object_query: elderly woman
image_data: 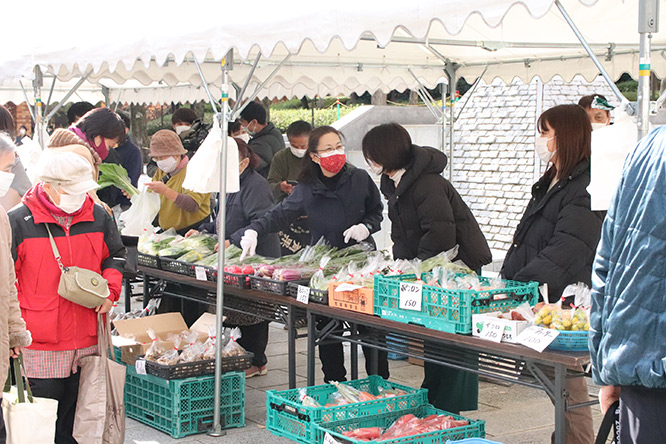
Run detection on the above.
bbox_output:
[9,151,125,444]
[0,133,31,443]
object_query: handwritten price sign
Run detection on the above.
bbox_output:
[296,285,310,304]
[479,319,504,343]
[399,282,422,311]
[516,326,560,352]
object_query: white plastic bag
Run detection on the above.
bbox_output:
[2,387,58,444]
[183,116,239,194]
[119,190,161,236]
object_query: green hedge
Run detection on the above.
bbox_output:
[270,106,359,132]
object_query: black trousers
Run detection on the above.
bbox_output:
[317,317,389,383]
[0,406,5,444]
[29,371,81,444]
[619,385,666,444]
[236,321,270,367]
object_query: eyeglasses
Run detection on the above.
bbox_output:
[315,144,343,155]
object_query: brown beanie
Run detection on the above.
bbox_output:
[149,130,187,157]
[48,128,102,166]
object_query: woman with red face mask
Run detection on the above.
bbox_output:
[232,126,387,382]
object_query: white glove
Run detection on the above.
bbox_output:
[239,229,258,261]
[343,223,370,244]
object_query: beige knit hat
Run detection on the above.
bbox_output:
[48,128,102,166]
[149,130,187,157]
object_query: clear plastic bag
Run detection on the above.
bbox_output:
[119,189,161,237]
[144,328,164,361]
[309,255,332,290]
[298,388,321,407]
[157,335,180,366]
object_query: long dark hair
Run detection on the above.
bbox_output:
[362,123,413,172]
[235,138,260,170]
[75,108,126,144]
[297,126,345,183]
[0,105,15,139]
[537,104,591,180]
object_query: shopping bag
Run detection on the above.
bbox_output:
[183,115,240,194]
[72,314,126,444]
[119,189,161,236]
[2,356,58,444]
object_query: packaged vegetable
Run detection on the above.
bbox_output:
[144,328,164,361]
[298,388,321,408]
[157,335,181,366]
[309,255,332,290]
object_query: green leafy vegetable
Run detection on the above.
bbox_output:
[98,163,139,197]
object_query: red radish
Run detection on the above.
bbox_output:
[241,265,255,275]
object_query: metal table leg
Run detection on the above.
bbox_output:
[142,274,149,309]
[124,278,132,312]
[350,323,358,380]
[287,306,296,389]
[553,364,567,444]
[307,310,316,386]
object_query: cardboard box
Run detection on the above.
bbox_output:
[113,312,215,365]
[472,312,530,344]
[328,282,374,315]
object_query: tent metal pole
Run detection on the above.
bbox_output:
[45,71,92,121]
[231,52,262,117]
[32,66,44,149]
[455,66,488,122]
[638,32,652,140]
[209,51,233,438]
[445,63,457,183]
[440,83,446,153]
[408,68,441,119]
[45,77,56,111]
[193,56,220,115]
[232,54,291,121]
[554,0,629,109]
[18,81,36,123]
[534,78,544,183]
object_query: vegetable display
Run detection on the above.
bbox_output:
[341,412,470,441]
[97,163,139,197]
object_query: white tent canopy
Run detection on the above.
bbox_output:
[2,0,664,92]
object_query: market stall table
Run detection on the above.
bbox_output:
[138,265,306,388]
[305,303,592,444]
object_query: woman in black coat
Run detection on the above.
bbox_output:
[188,139,279,378]
[362,123,491,414]
[235,126,388,383]
[501,104,603,444]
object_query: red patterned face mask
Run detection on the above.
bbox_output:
[318,149,346,174]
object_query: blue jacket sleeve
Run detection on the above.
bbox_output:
[228,183,305,246]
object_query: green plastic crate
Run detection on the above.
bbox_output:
[314,404,485,444]
[266,375,428,444]
[374,273,539,335]
[113,346,123,364]
[125,365,245,438]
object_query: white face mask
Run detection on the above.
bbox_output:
[366,162,383,176]
[0,171,15,198]
[591,122,608,131]
[289,145,307,158]
[57,192,87,214]
[175,125,191,136]
[238,133,250,143]
[535,136,555,163]
[19,128,26,136]
[156,156,179,173]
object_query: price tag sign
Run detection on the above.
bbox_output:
[296,285,310,305]
[516,325,560,352]
[194,266,207,281]
[399,282,422,311]
[480,319,504,343]
[135,359,147,375]
[323,432,341,444]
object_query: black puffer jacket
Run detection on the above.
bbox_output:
[501,160,604,302]
[381,145,491,270]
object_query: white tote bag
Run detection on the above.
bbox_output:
[183,115,240,194]
[2,357,58,444]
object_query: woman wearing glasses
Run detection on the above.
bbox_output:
[235,125,387,383]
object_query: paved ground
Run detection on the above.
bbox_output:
[124,321,605,444]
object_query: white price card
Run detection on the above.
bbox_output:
[323,432,342,444]
[296,285,310,304]
[399,281,422,311]
[516,325,560,352]
[135,359,147,375]
[480,319,504,343]
[194,266,207,281]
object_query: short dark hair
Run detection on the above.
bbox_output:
[75,108,126,144]
[117,110,130,130]
[298,126,345,183]
[0,105,15,139]
[362,123,413,173]
[537,104,591,181]
[578,94,608,110]
[287,120,312,138]
[67,102,95,125]
[235,138,260,169]
[172,108,198,125]
[228,120,242,136]
[239,101,267,125]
